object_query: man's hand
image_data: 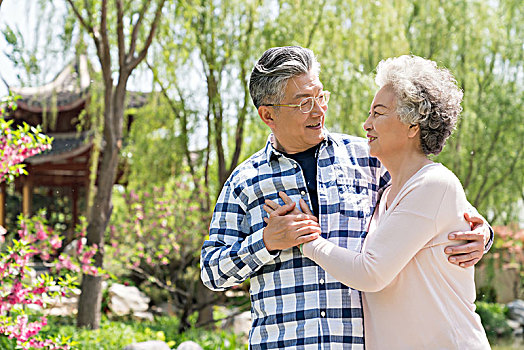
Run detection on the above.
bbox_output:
[262,192,320,251]
[445,212,489,268]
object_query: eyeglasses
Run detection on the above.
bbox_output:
[263,91,331,113]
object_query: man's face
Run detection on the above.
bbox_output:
[261,70,328,154]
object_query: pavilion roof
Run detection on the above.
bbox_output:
[26,132,92,165]
[10,55,90,113]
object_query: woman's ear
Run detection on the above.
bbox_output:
[408,124,420,138]
[259,106,276,128]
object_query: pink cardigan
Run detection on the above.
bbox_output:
[303,163,490,349]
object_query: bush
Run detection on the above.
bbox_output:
[13,315,248,350]
[106,181,219,331]
[475,301,513,340]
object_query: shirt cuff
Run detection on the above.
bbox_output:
[252,229,280,261]
[484,225,494,253]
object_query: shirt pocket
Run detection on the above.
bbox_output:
[336,175,372,222]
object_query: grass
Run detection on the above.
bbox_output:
[0,315,248,350]
[1,314,522,349]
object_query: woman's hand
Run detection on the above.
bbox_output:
[262,192,321,251]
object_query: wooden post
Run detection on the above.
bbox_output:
[72,185,79,238]
[0,182,6,227]
[22,177,33,217]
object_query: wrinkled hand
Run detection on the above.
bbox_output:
[262,192,320,251]
[445,212,489,268]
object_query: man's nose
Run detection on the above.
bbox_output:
[311,98,327,116]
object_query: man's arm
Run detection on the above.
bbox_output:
[374,161,492,269]
[200,182,278,291]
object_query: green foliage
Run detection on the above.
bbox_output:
[475,301,513,340]
[106,179,212,330]
[29,316,248,350]
[476,223,524,303]
[0,94,53,184]
[2,1,522,223]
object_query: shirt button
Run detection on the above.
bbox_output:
[319,279,325,285]
[300,191,306,196]
[321,311,326,317]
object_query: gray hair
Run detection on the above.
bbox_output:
[249,46,320,109]
[375,55,463,155]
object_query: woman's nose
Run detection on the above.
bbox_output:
[363,115,372,131]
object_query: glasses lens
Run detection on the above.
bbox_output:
[300,98,314,113]
[299,92,330,113]
[322,91,330,104]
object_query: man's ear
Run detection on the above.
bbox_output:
[258,106,276,128]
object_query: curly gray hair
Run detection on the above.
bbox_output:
[375,55,463,155]
[249,46,320,109]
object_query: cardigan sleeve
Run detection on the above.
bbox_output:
[303,170,454,292]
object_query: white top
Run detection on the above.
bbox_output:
[303,163,490,349]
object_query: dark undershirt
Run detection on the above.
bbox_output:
[282,144,320,217]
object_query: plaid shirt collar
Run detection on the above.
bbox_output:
[264,128,340,163]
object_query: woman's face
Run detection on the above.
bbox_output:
[363,86,413,160]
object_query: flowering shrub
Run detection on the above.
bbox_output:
[0,94,99,349]
[107,181,214,330]
[491,223,524,268]
[476,223,524,302]
[0,94,52,183]
[0,214,102,349]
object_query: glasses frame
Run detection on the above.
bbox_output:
[263,91,331,114]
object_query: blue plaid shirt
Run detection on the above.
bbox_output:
[201,131,390,349]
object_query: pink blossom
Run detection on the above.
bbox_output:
[36,227,48,240]
[49,234,62,249]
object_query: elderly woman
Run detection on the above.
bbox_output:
[266,55,490,349]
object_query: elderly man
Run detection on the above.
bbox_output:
[201,46,490,349]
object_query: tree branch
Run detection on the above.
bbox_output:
[83,0,93,25]
[130,265,190,298]
[65,0,95,35]
[128,0,166,71]
[116,0,126,69]
[145,61,198,183]
[128,0,149,58]
[227,6,256,176]
[475,147,523,207]
[306,0,326,48]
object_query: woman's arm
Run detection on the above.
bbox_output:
[302,174,457,292]
[302,208,437,292]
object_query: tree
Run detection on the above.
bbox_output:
[63,0,167,329]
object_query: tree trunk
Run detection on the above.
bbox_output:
[77,274,103,328]
[196,282,215,326]
[76,135,119,328]
[77,91,122,328]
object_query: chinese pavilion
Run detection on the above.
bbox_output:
[0,55,146,235]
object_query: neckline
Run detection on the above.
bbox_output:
[383,162,440,212]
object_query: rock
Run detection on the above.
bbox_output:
[63,238,87,256]
[42,287,81,316]
[123,340,171,350]
[154,302,178,316]
[218,307,251,344]
[176,341,203,350]
[132,310,154,321]
[507,299,524,324]
[506,319,523,336]
[229,311,251,336]
[108,283,150,317]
